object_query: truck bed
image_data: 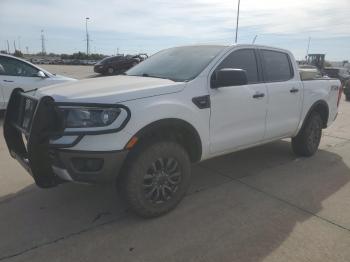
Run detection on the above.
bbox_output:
[301,78,341,127]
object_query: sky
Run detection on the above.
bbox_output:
[0,0,349,61]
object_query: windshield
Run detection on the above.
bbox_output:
[126,46,226,82]
[98,56,122,64]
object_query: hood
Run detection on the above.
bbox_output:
[50,74,77,81]
[37,66,76,81]
[36,75,185,103]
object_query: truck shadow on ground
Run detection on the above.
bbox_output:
[0,140,349,261]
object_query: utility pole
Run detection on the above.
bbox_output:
[6,40,10,53]
[235,0,241,44]
[26,46,29,54]
[305,36,311,61]
[85,17,90,55]
[13,40,16,51]
[41,30,46,54]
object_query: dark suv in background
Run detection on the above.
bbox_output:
[94,54,148,75]
[324,67,350,84]
[344,79,350,101]
[323,67,350,101]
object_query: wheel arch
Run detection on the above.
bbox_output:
[301,100,329,130]
[127,118,203,163]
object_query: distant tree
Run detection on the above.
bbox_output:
[60,52,106,60]
[74,52,87,60]
[13,50,24,58]
[0,50,8,54]
[60,54,69,59]
[89,53,106,60]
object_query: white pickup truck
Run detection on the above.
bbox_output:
[3,45,342,217]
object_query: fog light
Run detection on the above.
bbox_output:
[71,158,104,172]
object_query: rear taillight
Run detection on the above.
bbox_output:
[337,85,343,107]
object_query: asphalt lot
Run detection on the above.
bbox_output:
[1,69,350,261]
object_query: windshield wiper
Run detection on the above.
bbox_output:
[126,72,179,82]
[141,73,178,82]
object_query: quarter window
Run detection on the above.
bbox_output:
[261,50,293,82]
[216,49,259,84]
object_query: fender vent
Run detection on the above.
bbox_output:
[192,95,210,109]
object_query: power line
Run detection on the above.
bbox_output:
[18,36,21,51]
[252,35,258,44]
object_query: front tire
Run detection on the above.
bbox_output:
[119,140,191,218]
[107,67,114,75]
[292,112,323,157]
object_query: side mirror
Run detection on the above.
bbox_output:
[212,68,248,88]
[37,71,46,78]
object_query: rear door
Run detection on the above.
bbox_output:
[209,48,268,154]
[260,49,303,139]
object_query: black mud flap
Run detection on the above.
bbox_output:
[4,89,64,188]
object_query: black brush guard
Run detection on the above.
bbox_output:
[3,88,64,188]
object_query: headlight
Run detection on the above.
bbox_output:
[60,107,121,128]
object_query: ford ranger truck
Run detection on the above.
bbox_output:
[3,45,342,217]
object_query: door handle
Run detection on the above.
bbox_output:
[290,88,299,93]
[252,93,265,99]
[3,80,14,83]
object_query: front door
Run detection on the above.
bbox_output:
[209,48,268,155]
[0,56,42,108]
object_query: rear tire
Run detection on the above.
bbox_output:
[119,140,191,218]
[292,112,323,157]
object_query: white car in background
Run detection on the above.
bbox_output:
[0,54,76,110]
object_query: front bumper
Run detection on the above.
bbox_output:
[3,89,130,188]
[49,149,127,183]
[93,65,105,73]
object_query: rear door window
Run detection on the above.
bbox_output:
[261,50,293,82]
